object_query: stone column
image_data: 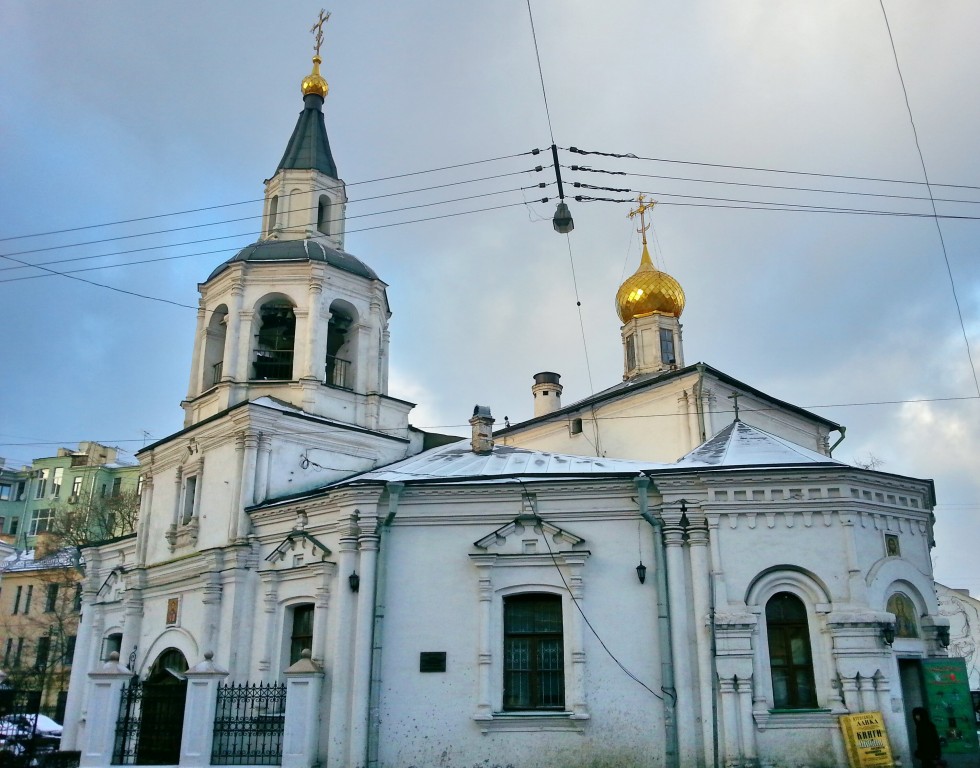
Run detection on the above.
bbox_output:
[237,432,259,541]
[283,651,325,768]
[80,653,133,767]
[120,583,144,671]
[470,556,494,720]
[326,520,359,768]
[737,675,757,765]
[719,676,740,768]
[664,517,700,767]
[688,514,716,765]
[564,552,589,719]
[258,571,279,672]
[61,578,102,750]
[136,473,153,566]
[234,308,254,384]
[229,432,246,541]
[201,569,223,660]
[255,434,273,505]
[313,564,332,666]
[179,652,229,767]
[186,302,207,399]
[857,674,876,713]
[303,278,324,380]
[349,518,379,768]
[840,676,860,712]
[224,279,245,381]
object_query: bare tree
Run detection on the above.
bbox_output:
[49,489,140,549]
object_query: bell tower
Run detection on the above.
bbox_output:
[615,196,686,380]
[180,16,412,437]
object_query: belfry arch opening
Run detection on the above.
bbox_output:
[317,195,331,236]
[267,195,279,237]
[253,299,296,380]
[202,305,228,389]
[325,300,357,390]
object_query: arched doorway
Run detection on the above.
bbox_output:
[135,648,188,764]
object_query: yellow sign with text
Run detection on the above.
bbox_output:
[839,712,894,768]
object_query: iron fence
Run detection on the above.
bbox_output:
[112,680,186,765]
[210,682,286,766]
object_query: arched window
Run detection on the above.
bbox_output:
[202,306,228,389]
[503,593,564,711]
[267,195,279,236]
[325,301,355,389]
[288,603,314,665]
[766,592,817,709]
[317,195,331,236]
[253,301,296,380]
[886,592,919,638]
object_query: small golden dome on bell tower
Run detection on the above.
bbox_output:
[615,196,685,323]
[301,56,329,98]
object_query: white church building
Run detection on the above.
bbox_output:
[62,33,955,768]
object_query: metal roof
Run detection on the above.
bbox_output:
[207,238,380,282]
[276,93,338,177]
[675,419,844,468]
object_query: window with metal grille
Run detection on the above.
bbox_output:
[503,593,564,711]
[289,604,314,665]
[766,592,817,709]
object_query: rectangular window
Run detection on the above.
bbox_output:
[100,483,107,498]
[102,633,122,662]
[35,469,49,499]
[71,476,83,498]
[23,585,32,615]
[9,518,18,536]
[181,476,198,525]
[45,584,58,613]
[15,482,26,501]
[3,639,11,667]
[136,475,145,498]
[35,636,50,670]
[0,484,10,501]
[659,327,676,365]
[14,638,23,667]
[52,468,63,498]
[289,604,315,665]
[29,508,54,535]
[111,477,122,498]
[0,518,5,533]
[625,334,636,372]
[65,635,76,665]
[12,586,22,614]
[73,584,82,612]
[503,593,565,711]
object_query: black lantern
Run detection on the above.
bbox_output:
[636,562,647,584]
[552,202,574,234]
[349,571,360,592]
[880,623,896,646]
[936,625,950,648]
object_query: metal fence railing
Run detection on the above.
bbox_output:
[210,682,286,766]
[112,680,186,765]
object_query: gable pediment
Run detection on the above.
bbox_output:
[265,531,332,568]
[473,514,585,556]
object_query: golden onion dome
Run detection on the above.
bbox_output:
[616,241,685,323]
[301,55,329,98]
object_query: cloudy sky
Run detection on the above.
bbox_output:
[3,2,979,589]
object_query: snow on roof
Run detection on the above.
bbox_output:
[342,440,666,484]
[675,420,844,468]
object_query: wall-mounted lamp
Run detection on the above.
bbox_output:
[880,623,896,646]
[936,625,950,648]
[349,571,360,593]
[635,562,647,584]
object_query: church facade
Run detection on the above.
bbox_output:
[62,33,954,768]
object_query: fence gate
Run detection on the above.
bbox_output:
[112,679,188,765]
[210,682,286,765]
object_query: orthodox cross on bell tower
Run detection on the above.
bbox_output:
[628,194,657,247]
[310,9,331,56]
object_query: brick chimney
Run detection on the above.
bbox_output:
[469,405,495,454]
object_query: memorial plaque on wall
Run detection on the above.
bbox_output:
[419,652,446,672]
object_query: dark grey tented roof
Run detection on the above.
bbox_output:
[276,93,338,177]
[207,239,379,281]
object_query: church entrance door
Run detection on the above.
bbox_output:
[135,649,189,765]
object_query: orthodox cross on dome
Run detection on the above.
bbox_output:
[310,9,331,57]
[728,391,741,421]
[628,194,656,246]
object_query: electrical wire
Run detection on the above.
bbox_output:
[564,146,980,191]
[878,0,980,398]
[0,151,541,244]
[525,0,556,145]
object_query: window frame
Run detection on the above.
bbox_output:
[29,508,55,536]
[765,592,818,710]
[502,593,565,711]
[288,603,315,666]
